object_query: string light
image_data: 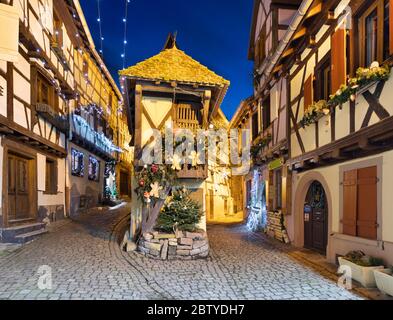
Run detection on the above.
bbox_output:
[96,0,104,58]
[122,0,130,69]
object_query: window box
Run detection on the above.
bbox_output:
[374,269,393,296]
[36,103,68,133]
[338,257,384,288]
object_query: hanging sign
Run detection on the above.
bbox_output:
[268,158,283,171]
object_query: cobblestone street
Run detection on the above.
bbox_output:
[0,204,362,300]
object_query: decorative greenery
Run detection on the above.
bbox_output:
[155,188,203,233]
[300,63,391,127]
[300,100,330,128]
[104,161,118,201]
[250,134,272,160]
[134,164,177,203]
[344,250,384,267]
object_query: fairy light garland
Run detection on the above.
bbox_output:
[121,0,130,69]
[96,0,104,57]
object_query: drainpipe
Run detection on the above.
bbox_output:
[256,0,314,87]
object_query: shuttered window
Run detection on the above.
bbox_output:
[342,166,378,240]
[303,75,313,111]
[331,28,347,94]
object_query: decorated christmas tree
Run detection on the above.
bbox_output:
[155,188,203,233]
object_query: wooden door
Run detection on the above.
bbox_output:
[120,171,130,196]
[8,154,31,223]
[304,181,328,254]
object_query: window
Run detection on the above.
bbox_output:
[83,59,89,78]
[315,54,332,101]
[53,10,63,48]
[342,166,378,240]
[37,73,57,109]
[71,148,84,177]
[45,158,57,194]
[262,96,271,130]
[88,156,100,181]
[358,0,390,67]
[252,112,259,141]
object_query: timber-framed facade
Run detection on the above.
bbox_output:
[241,0,393,265]
[0,0,132,243]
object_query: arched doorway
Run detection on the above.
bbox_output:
[303,181,328,254]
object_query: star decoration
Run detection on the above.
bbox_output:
[171,154,182,171]
[150,181,163,198]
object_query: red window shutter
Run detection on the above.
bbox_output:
[342,169,357,236]
[303,75,313,111]
[331,28,346,94]
[356,166,378,240]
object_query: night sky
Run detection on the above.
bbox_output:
[80,0,254,120]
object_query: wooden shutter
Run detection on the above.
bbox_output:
[342,169,357,236]
[304,75,313,111]
[331,28,346,94]
[390,0,393,55]
[268,170,274,210]
[357,166,378,240]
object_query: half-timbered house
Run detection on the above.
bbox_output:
[238,0,299,238]
[120,36,230,230]
[0,0,131,243]
[250,0,393,265]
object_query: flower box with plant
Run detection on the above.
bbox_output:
[300,63,391,128]
[300,100,330,128]
[250,134,272,161]
[338,251,385,288]
[374,267,393,296]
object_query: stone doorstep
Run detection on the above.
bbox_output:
[287,249,393,301]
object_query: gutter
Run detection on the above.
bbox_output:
[256,0,314,89]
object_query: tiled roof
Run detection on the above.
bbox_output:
[119,46,230,87]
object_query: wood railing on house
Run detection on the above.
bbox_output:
[174,103,203,133]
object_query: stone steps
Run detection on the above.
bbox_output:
[1,222,47,244]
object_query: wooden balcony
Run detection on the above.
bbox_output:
[174,103,203,133]
[176,163,208,179]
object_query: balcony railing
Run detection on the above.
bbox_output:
[174,104,203,133]
[35,103,68,133]
[71,113,121,160]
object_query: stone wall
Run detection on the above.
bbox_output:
[138,230,209,260]
[266,210,290,243]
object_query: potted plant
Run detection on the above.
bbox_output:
[338,251,385,288]
[374,267,393,296]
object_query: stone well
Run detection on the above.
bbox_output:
[138,230,209,260]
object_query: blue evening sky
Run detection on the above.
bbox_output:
[80,0,254,120]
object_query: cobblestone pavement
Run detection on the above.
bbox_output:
[0,204,363,300]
